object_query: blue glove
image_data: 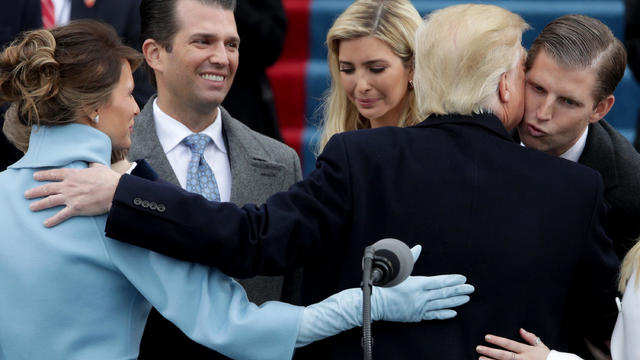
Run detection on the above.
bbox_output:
[295,245,474,347]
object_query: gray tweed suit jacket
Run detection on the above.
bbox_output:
[579,120,640,257]
[128,96,302,303]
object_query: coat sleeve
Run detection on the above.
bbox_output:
[98,228,302,360]
[105,134,352,278]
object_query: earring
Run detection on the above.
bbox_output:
[92,114,100,124]
[408,80,414,89]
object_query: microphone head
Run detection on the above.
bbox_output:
[371,238,414,287]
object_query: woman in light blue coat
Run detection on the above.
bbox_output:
[0,20,473,360]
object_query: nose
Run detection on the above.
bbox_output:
[536,96,553,121]
[208,42,230,66]
[133,99,140,116]
[355,73,371,94]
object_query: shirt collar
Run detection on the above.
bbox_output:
[559,126,589,163]
[153,99,227,154]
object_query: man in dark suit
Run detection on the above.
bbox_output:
[517,15,640,260]
[24,4,620,359]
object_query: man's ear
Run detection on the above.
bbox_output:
[590,94,615,123]
[142,39,162,72]
[498,72,510,103]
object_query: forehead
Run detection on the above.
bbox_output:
[174,0,238,38]
[528,50,596,96]
[118,60,134,87]
[338,36,398,62]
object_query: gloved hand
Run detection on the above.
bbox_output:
[295,245,474,347]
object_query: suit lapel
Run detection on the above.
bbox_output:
[221,108,286,205]
[128,96,180,186]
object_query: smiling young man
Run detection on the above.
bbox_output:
[517,15,640,260]
[121,0,303,358]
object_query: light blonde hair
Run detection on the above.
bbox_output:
[316,0,422,154]
[0,20,143,162]
[619,240,640,293]
[414,4,529,117]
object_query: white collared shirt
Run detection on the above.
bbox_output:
[559,127,589,163]
[153,99,232,201]
[51,0,71,25]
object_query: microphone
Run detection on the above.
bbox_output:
[361,238,413,359]
[366,238,414,287]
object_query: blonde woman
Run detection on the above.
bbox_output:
[317,0,422,153]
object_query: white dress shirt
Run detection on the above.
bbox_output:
[559,127,589,163]
[153,99,232,201]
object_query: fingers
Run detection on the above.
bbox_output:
[43,207,73,228]
[477,344,514,360]
[32,168,70,182]
[24,182,64,200]
[421,294,470,311]
[519,328,542,347]
[419,274,468,290]
[29,193,66,211]
[422,309,456,320]
[484,334,527,353]
[410,245,422,263]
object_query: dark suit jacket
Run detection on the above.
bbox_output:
[105,113,619,359]
[579,120,640,257]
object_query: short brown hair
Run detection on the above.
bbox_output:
[0,20,143,154]
[526,14,627,105]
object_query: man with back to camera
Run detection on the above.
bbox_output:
[24,4,620,358]
[516,15,640,261]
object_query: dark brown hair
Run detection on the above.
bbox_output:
[0,19,143,159]
[526,14,627,105]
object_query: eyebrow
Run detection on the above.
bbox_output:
[189,33,241,44]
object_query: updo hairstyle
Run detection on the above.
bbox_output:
[0,20,143,160]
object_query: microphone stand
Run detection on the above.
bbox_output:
[361,246,375,360]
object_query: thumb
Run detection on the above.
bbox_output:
[410,245,422,264]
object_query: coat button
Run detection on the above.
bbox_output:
[157,204,166,212]
[133,197,142,206]
[149,202,157,210]
[141,200,150,208]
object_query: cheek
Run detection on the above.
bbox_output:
[340,76,357,100]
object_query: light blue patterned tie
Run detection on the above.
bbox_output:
[183,133,221,201]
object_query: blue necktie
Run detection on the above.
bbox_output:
[183,133,221,202]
